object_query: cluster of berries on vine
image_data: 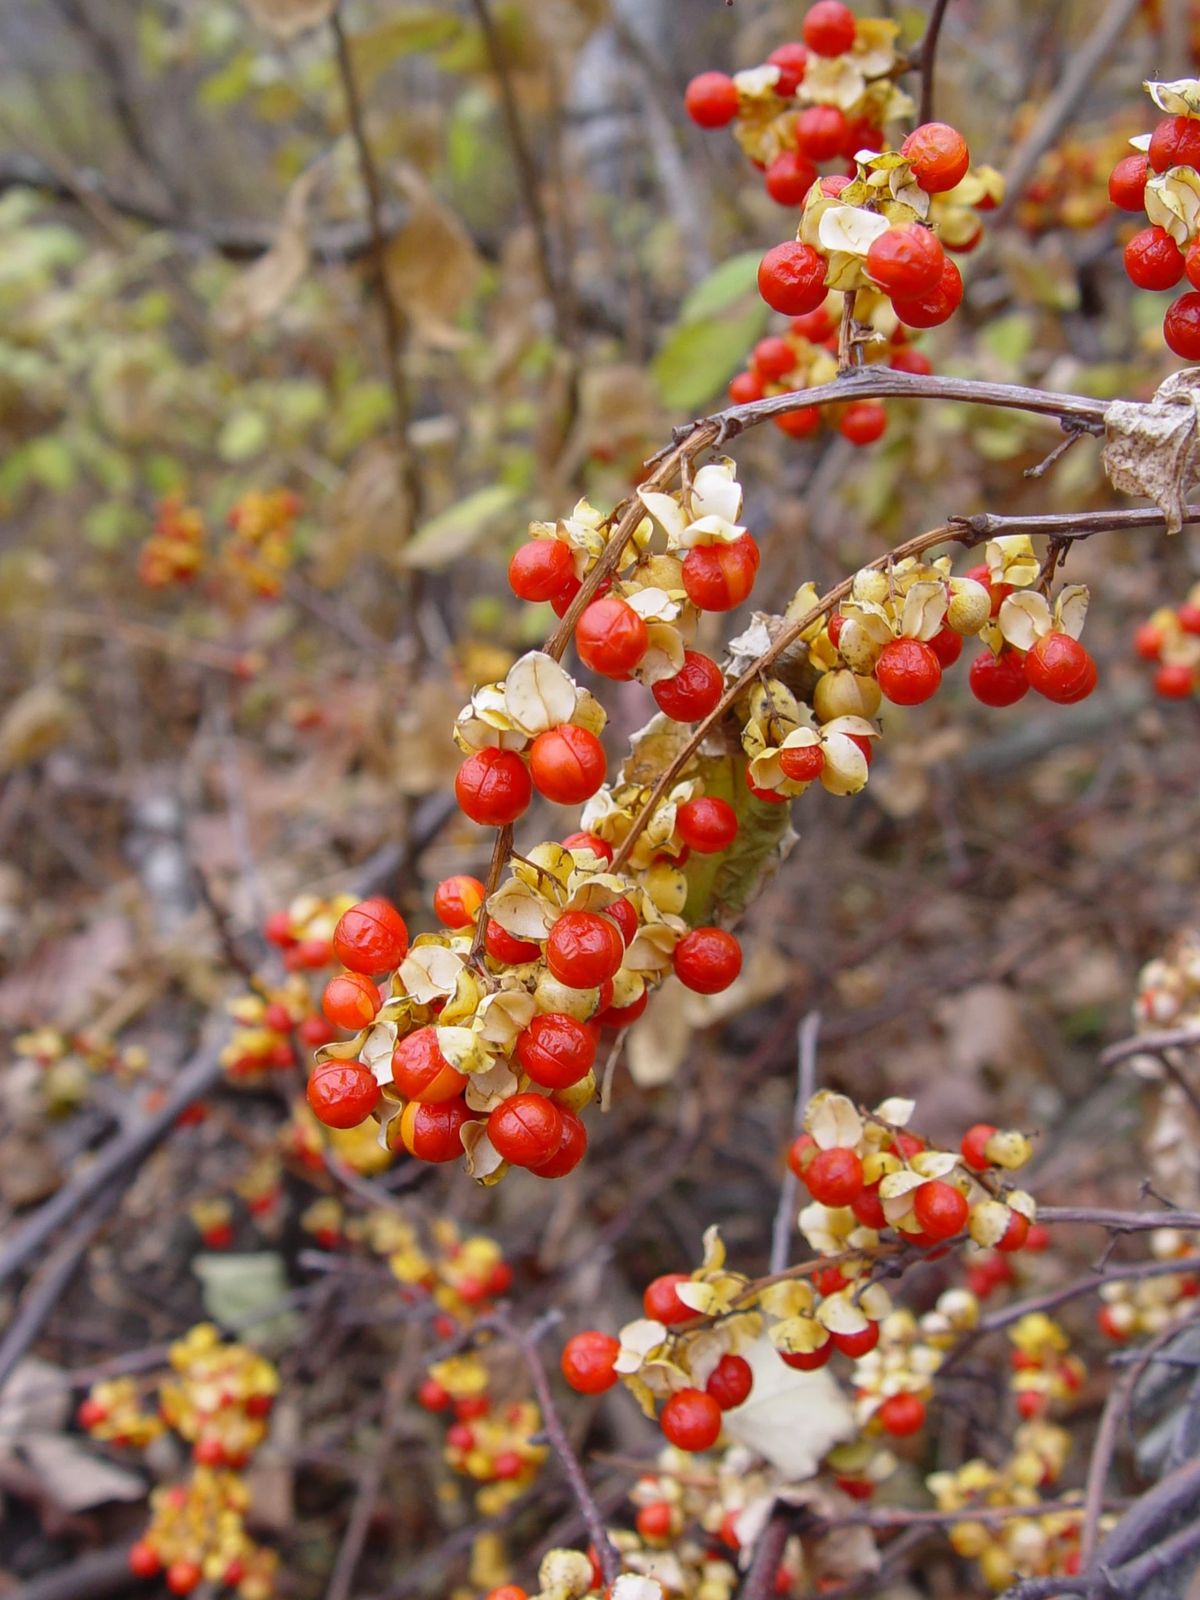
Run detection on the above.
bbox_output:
[138,488,300,601]
[1133,579,1200,698]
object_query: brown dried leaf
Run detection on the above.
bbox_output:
[217,168,320,338]
[0,683,73,772]
[1104,370,1200,534]
[384,172,482,347]
[241,0,334,38]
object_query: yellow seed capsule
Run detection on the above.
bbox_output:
[813,668,882,722]
[985,1129,1033,1170]
[979,1545,1015,1590]
[949,1520,992,1559]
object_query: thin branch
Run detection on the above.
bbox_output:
[1036,1207,1200,1233]
[916,0,953,125]
[738,1507,792,1600]
[1100,1026,1200,1069]
[770,1012,820,1274]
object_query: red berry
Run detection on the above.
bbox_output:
[128,1543,161,1579]
[417,1377,451,1411]
[673,927,742,993]
[532,1109,588,1177]
[1180,601,1200,634]
[392,1027,468,1103]
[562,1329,620,1394]
[644,1272,694,1324]
[321,971,382,1031]
[819,174,851,197]
[604,897,638,945]
[912,1180,969,1240]
[968,649,1030,706]
[551,574,582,617]
[835,1475,874,1500]
[852,1182,886,1229]
[996,1210,1030,1253]
[1155,661,1195,697]
[842,115,884,159]
[796,104,847,161]
[866,223,945,298]
[660,1387,722,1452]
[927,625,963,668]
[803,1,857,56]
[485,918,542,964]
[652,651,724,721]
[729,369,765,404]
[706,1353,754,1410]
[878,1393,926,1436]
[263,910,295,947]
[487,1093,564,1168]
[891,258,963,327]
[889,346,933,377]
[804,1146,864,1206]
[1124,225,1185,291]
[875,637,942,705]
[779,742,825,782]
[433,874,486,928]
[516,1013,597,1089]
[781,1342,831,1369]
[397,1097,471,1162]
[166,1562,202,1596]
[1149,113,1200,173]
[1109,153,1149,211]
[676,795,738,854]
[1025,1223,1051,1252]
[1024,632,1097,704]
[901,122,970,193]
[682,534,760,611]
[576,596,649,678]
[839,400,887,446]
[964,562,1012,617]
[830,1321,879,1358]
[455,747,532,826]
[1186,240,1200,291]
[562,829,614,863]
[306,1062,379,1128]
[332,898,409,974]
[775,405,822,439]
[1164,292,1200,357]
[792,307,834,341]
[1097,1305,1131,1341]
[597,989,649,1029]
[786,1132,815,1178]
[77,1396,108,1430]
[530,724,607,805]
[685,71,740,129]
[636,1502,674,1541]
[766,150,818,206]
[960,1122,997,1170]
[509,539,572,602]
[767,41,809,95]
[746,767,790,803]
[546,910,625,988]
[753,336,798,381]
[758,242,829,315]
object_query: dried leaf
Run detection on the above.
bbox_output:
[0,683,73,771]
[217,168,319,338]
[721,1335,855,1477]
[1104,370,1200,535]
[241,0,335,38]
[384,171,483,346]
[22,1434,144,1511]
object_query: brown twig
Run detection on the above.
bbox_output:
[769,1012,821,1275]
[738,1507,792,1600]
[1100,1026,1200,1069]
[916,0,953,125]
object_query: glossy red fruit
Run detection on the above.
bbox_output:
[1186,240,1200,292]
[878,1393,926,1436]
[1154,661,1195,698]
[753,336,798,380]
[652,651,724,722]
[767,41,809,95]
[1164,292,1200,358]
[851,1182,886,1229]
[509,539,572,602]
[803,0,857,56]
[517,1013,596,1089]
[561,1330,620,1393]
[264,910,295,947]
[128,1543,161,1578]
[333,898,409,974]
[307,1062,379,1128]
[779,742,825,782]
[397,1097,471,1162]
[682,534,760,611]
[433,874,486,928]
[996,1209,1031,1253]
[968,649,1030,706]
[485,918,542,965]
[888,345,933,377]
[960,1122,997,1170]
[891,258,964,327]
[1149,113,1200,173]
[644,1272,694,1324]
[322,971,382,1031]
[928,625,963,667]
[488,1094,564,1168]
[1024,632,1097,703]
[912,1180,970,1240]
[660,1388,723,1452]
[758,241,829,315]
[597,989,649,1029]
[673,927,742,993]
[551,574,582,617]
[842,115,884,159]
[562,829,614,863]
[546,910,625,988]
[417,1377,451,1410]
[1180,601,1200,634]
[676,796,738,854]
[766,149,818,206]
[839,401,887,446]
[866,223,945,298]
[706,1353,754,1410]
[792,306,834,341]
[636,1502,673,1541]
[576,596,649,678]
[1109,153,1150,211]
[964,562,1012,617]
[876,637,942,705]
[901,122,970,192]
[804,1146,864,1206]
[729,369,765,405]
[530,724,607,805]
[781,1342,831,1369]
[166,1562,202,1596]
[392,1027,469,1103]
[455,747,532,826]
[685,71,740,128]
[796,104,847,161]
[532,1108,588,1177]
[1124,225,1185,290]
[775,405,822,439]
[830,1321,879,1358]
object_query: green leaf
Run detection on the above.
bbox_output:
[402,484,521,570]
[218,409,270,463]
[652,302,768,411]
[84,501,140,549]
[980,313,1034,369]
[678,252,763,324]
[26,435,76,492]
[193,1252,297,1348]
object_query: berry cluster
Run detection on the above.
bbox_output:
[79,1324,278,1597]
[264,893,357,971]
[1007,1313,1086,1420]
[11,1024,146,1115]
[1096,1227,1200,1339]
[727,298,931,447]
[139,493,206,588]
[221,488,300,601]
[1133,581,1200,698]
[1015,109,1144,235]
[221,976,332,1082]
[190,1195,237,1249]
[417,1351,547,1514]
[1111,77,1200,357]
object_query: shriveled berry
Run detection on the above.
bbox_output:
[673,927,742,993]
[912,1179,970,1240]
[803,1,857,57]
[866,223,945,298]
[561,1330,620,1393]
[876,637,942,705]
[516,1013,596,1089]
[682,534,760,611]
[968,649,1030,706]
[307,1062,379,1128]
[901,122,970,192]
[333,898,409,973]
[433,874,486,928]
[804,1146,864,1206]
[1124,225,1185,291]
[576,596,649,678]
[1024,632,1097,704]
[322,971,382,1031]
[1109,153,1149,211]
[392,1027,468,1104]
[706,1353,753,1410]
[546,910,625,987]
[758,241,828,315]
[677,795,738,853]
[509,539,572,602]
[685,71,740,128]
[653,650,724,721]
[660,1387,722,1452]
[455,747,532,826]
[530,724,607,805]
